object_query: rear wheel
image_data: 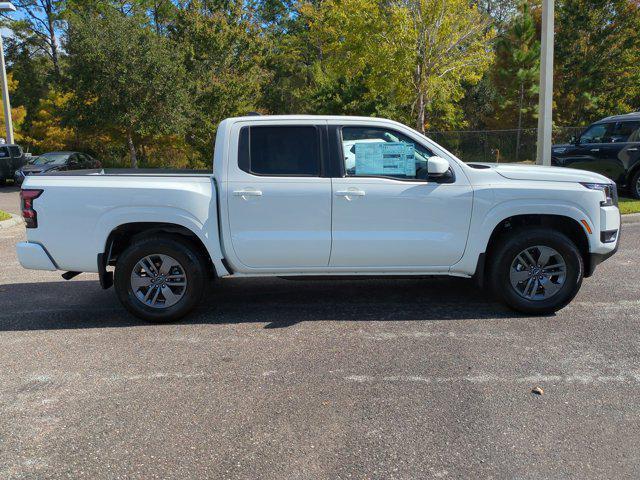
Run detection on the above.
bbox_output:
[630,169,640,199]
[0,178,6,187]
[489,228,584,314]
[114,235,207,322]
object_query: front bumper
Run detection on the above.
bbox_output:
[585,205,621,277]
[16,242,57,271]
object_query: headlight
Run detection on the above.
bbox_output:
[580,182,618,206]
[553,147,566,153]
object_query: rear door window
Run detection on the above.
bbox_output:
[238,126,320,176]
[609,121,640,143]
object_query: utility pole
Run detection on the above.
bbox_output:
[536,0,554,165]
[0,2,16,145]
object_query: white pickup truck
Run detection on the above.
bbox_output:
[16,115,621,322]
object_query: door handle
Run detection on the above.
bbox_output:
[590,148,600,152]
[233,189,262,197]
[628,147,638,151]
[335,189,366,197]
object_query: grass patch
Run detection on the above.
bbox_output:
[0,210,11,221]
[619,197,640,215]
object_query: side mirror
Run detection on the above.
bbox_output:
[427,156,450,177]
[570,135,579,145]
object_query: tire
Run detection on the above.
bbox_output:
[630,169,640,199]
[488,228,584,315]
[114,235,208,322]
[0,178,6,187]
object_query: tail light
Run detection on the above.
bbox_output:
[20,189,43,228]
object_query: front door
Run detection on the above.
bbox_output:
[329,125,473,268]
[226,123,332,269]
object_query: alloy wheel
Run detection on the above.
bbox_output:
[509,245,567,301]
[130,254,188,309]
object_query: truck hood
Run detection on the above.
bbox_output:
[481,163,611,184]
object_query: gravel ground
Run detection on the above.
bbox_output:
[0,206,638,479]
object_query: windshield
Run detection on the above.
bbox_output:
[32,153,70,165]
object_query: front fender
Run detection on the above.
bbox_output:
[450,198,593,277]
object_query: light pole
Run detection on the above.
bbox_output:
[0,1,16,145]
[536,0,554,165]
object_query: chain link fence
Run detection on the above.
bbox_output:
[425,127,585,164]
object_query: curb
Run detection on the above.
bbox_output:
[622,213,640,225]
[0,213,24,230]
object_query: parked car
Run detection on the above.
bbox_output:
[0,144,27,186]
[552,112,640,198]
[16,115,620,322]
[14,151,101,186]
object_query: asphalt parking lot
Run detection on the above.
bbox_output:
[0,185,20,215]
[1,186,639,479]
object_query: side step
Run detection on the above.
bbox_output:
[61,271,82,280]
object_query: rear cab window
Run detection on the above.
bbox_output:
[238,126,321,176]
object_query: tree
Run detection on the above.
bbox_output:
[306,0,496,132]
[1,0,65,78]
[64,6,191,167]
[170,1,269,156]
[554,0,640,125]
[487,1,540,159]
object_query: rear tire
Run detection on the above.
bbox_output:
[488,228,584,315]
[114,235,207,322]
[0,178,6,187]
[630,169,640,199]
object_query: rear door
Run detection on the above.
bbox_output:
[329,123,473,268]
[599,121,640,185]
[226,121,332,269]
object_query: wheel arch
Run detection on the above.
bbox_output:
[98,220,228,288]
[476,214,591,286]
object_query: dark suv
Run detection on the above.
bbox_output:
[0,144,27,186]
[552,113,640,198]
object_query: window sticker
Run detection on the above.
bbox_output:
[354,142,416,176]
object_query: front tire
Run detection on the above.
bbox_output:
[114,235,207,322]
[489,228,584,315]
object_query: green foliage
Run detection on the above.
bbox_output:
[0,210,11,221]
[64,5,191,166]
[304,0,495,131]
[555,0,640,125]
[2,0,640,167]
[487,1,540,129]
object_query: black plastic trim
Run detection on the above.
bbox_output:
[97,253,113,289]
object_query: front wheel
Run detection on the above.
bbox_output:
[489,228,584,315]
[114,235,207,322]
